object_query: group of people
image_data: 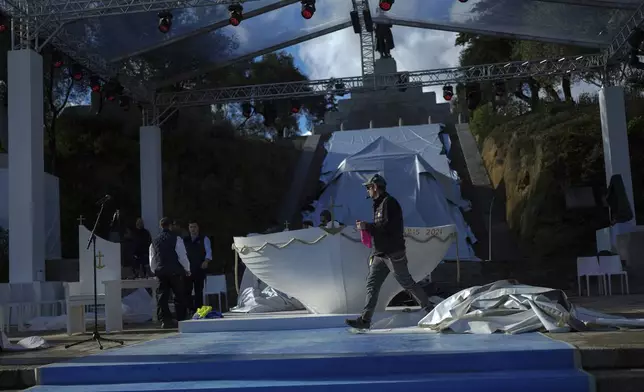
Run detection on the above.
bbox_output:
[126,217,214,329]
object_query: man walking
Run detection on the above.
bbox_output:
[183,220,212,313]
[346,174,431,330]
[149,217,191,328]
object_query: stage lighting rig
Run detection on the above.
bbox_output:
[229,4,243,26]
[89,75,102,92]
[301,0,316,19]
[290,99,301,114]
[442,85,453,101]
[70,64,83,81]
[379,0,394,11]
[158,10,173,33]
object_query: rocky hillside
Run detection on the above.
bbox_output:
[470,96,644,259]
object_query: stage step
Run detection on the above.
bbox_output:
[27,369,592,392]
[33,328,592,392]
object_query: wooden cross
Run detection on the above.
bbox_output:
[284,221,290,231]
[96,251,105,269]
[77,215,85,226]
[328,197,343,229]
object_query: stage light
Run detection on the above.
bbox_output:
[89,75,102,92]
[158,10,173,33]
[52,52,63,68]
[70,64,83,81]
[241,102,253,118]
[379,0,394,11]
[104,79,124,102]
[458,0,468,3]
[495,81,506,97]
[290,99,301,114]
[229,4,243,26]
[301,0,315,19]
[442,85,454,101]
[119,96,130,111]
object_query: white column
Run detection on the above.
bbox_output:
[140,125,163,234]
[8,50,45,282]
[599,86,635,225]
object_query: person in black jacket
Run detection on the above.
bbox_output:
[346,174,431,330]
[183,220,212,313]
[149,217,191,328]
[132,218,152,278]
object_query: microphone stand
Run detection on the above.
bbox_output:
[66,199,124,350]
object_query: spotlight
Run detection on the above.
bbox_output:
[119,96,130,111]
[70,64,83,81]
[104,79,124,102]
[301,0,315,19]
[89,75,102,92]
[229,4,243,26]
[52,52,63,68]
[290,99,301,114]
[458,0,468,3]
[379,0,394,11]
[442,85,454,101]
[241,102,253,118]
[495,81,506,97]
[158,10,173,33]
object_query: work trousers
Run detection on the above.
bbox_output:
[361,250,430,322]
[184,273,206,313]
[156,273,188,323]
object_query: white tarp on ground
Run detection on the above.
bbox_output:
[418,280,644,334]
[313,137,477,260]
[231,268,305,313]
[321,125,457,184]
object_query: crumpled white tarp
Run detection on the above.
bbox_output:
[1,331,49,352]
[418,280,644,334]
[230,286,305,314]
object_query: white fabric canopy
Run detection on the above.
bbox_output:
[314,137,477,260]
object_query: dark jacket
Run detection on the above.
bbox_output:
[132,228,152,258]
[151,229,183,276]
[183,235,206,275]
[365,192,405,256]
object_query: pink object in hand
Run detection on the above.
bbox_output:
[360,229,372,248]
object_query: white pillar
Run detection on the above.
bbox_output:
[140,126,163,234]
[599,86,635,224]
[398,118,403,126]
[8,50,45,282]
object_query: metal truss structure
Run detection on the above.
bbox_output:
[352,0,375,76]
[604,0,644,60]
[154,53,606,107]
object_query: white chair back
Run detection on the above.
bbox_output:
[205,275,227,295]
[598,255,624,275]
[577,256,601,276]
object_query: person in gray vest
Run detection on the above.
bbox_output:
[149,217,191,328]
[183,220,212,313]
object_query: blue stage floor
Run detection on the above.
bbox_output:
[31,328,593,392]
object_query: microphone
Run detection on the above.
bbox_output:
[96,194,111,205]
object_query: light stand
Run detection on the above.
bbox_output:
[66,199,124,350]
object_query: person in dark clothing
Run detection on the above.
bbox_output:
[149,217,191,328]
[346,174,431,330]
[132,217,152,278]
[183,220,212,313]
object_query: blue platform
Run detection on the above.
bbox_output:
[30,328,593,392]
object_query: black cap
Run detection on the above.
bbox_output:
[362,174,387,187]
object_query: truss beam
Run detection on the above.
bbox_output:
[154,53,606,107]
[604,0,644,61]
[29,0,265,21]
[353,0,375,76]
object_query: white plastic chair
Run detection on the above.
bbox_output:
[576,256,606,296]
[598,255,630,295]
[203,275,227,312]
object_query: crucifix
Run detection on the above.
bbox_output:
[328,197,343,229]
[96,251,105,269]
[77,215,85,226]
[284,221,290,231]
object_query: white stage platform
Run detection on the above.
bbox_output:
[179,307,421,333]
